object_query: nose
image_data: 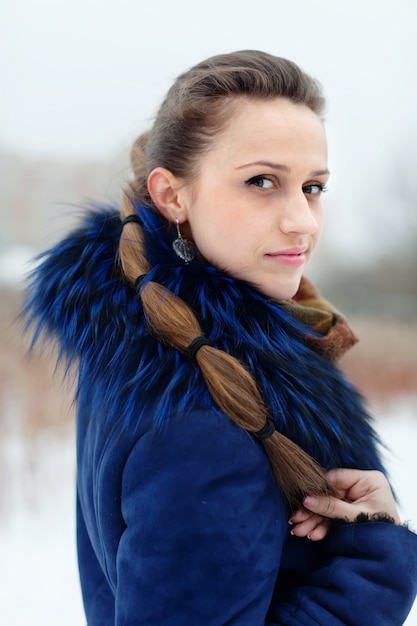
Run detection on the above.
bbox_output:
[279,192,320,236]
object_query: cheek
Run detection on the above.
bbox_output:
[190,209,258,270]
[192,217,238,259]
[188,194,242,244]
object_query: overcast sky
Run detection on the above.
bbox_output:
[1,0,417,261]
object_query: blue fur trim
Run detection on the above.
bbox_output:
[24,201,385,472]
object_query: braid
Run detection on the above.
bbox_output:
[119,194,335,510]
[119,193,150,281]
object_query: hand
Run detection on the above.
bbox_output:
[304,468,401,524]
[289,469,401,541]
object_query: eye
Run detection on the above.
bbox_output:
[303,183,328,196]
[245,175,275,189]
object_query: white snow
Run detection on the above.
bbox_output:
[0,422,85,623]
[1,397,416,625]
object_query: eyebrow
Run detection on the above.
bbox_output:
[235,160,330,177]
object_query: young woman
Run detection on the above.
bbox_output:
[25,50,417,624]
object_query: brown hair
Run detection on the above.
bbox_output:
[119,50,334,509]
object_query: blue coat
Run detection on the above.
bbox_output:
[25,203,417,624]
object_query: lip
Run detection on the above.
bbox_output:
[266,246,308,267]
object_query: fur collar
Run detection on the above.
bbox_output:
[25,202,384,473]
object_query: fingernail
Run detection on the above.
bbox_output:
[303,496,317,508]
[288,518,294,525]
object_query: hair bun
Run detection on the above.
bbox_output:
[130,131,150,179]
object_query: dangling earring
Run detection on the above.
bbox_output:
[172,219,195,263]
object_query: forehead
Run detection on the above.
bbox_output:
[207,97,327,169]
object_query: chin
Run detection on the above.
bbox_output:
[260,278,301,302]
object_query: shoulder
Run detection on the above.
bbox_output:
[92,405,281,496]
[125,407,276,485]
[94,404,287,527]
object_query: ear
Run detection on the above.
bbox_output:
[147,167,187,223]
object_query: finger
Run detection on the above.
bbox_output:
[290,514,326,539]
[326,468,384,500]
[307,519,332,542]
[289,508,314,524]
[303,494,359,521]
[326,468,363,492]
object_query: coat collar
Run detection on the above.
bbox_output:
[26,201,385,473]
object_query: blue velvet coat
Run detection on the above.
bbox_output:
[25,203,417,625]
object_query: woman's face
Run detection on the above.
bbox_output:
[180,98,329,301]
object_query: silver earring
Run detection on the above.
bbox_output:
[172,219,195,263]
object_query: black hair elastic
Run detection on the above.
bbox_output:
[134,274,148,291]
[253,417,275,441]
[121,214,143,228]
[187,336,210,362]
